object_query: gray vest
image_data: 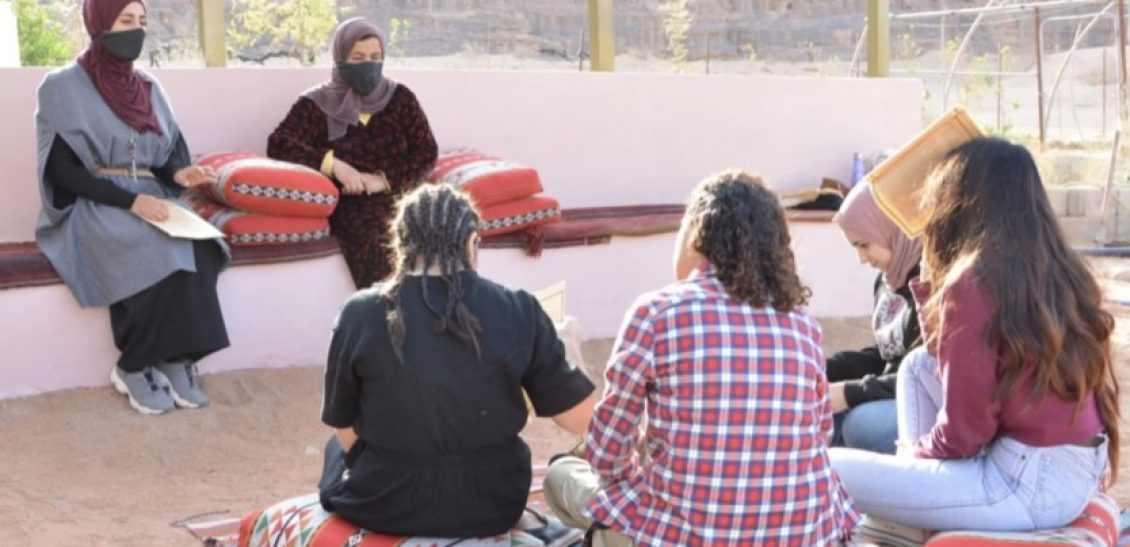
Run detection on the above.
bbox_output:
[34,64,227,307]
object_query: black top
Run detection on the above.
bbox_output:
[826,266,921,407]
[44,133,190,210]
[321,271,595,537]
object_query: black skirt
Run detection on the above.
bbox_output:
[109,240,229,372]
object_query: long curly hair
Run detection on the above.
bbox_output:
[380,185,483,363]
[921,138,1119,482]
[686,169,811,312]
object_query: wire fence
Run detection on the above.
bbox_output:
[20,0,1128,146]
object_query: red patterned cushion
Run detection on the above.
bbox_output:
[197,152,339,219]
[428,148,543,207]
[236,493,518,547]
[183,190,331,246]
[479,195,561,237]
[923,493,1121,546]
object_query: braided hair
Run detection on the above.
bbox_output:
[380,185,483,362]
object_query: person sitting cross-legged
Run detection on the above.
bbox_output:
[830,138,1119,534]
[545,170,859,546]
[317,184,597,538]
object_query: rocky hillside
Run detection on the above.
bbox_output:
[319,0,1101,61]
[35,0,1110,65]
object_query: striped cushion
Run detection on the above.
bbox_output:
[236,493,572,547]
[428,149,543,208]
[184,189,331,246]
[924,493,1121,547]
[198,152,339,218]
[479,195,561,237]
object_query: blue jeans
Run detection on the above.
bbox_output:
[833,400,898,454]
[830,347,1108,532]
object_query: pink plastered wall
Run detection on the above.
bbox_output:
[0,68,919,397]
[0,67,923,241]
[0,255,357,399]
[478,223,875,339]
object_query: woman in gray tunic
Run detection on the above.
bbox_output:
[35,0,229,415]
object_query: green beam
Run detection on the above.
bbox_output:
[197,0,226,67]
[588,0,615,71]
[867,0,889,77]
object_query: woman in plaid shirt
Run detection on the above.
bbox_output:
[545,170,859,546]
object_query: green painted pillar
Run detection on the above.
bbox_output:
[588,0,615,71]
[867,0,889,77]
[197,0,226,67]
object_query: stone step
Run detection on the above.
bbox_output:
[1039,149,1123,186]
[1047,185,1130,245]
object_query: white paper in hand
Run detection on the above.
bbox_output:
[143,199,225,240]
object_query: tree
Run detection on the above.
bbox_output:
[230,0,337,65]
[387,17,411,58]
[13,0,73,66]
[659,0,694,72]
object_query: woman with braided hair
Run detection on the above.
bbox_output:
[317,184,596,537]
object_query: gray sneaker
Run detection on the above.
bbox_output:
[110,367,176,415]
[155,361,210,409]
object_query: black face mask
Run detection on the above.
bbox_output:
[99,28,146,62]
[337,61,383,96]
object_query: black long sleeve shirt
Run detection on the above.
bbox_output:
[827,265,922,408]
[44,133,190,210]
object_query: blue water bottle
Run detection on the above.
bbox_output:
[850,153,865,187]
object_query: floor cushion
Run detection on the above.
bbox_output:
[237,493,582,547]
[850,493,1121,547]
[925,493,1121,546]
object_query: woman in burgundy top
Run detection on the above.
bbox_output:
[268,18,438,288]
[831,138,1119,533]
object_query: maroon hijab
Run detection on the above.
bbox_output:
[303,18,398,141]
[78,0,162,135]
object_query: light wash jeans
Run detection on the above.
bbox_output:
[833,400,899,455]
[830,347,1108,532]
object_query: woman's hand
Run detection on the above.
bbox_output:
[829,381,848,414]
[173,165,217,188]
[359,171,390,195]
[335,426,358,453]
[917,244,931,280]
[332,160,366,195]
[130,194,169,222]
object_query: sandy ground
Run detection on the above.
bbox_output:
[0,302,1124,545]
[1,318,860,546]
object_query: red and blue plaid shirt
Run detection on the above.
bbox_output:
[585,265,859,546]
